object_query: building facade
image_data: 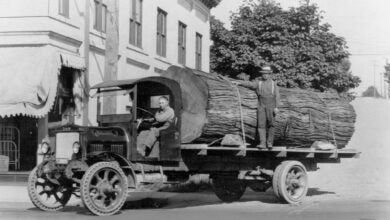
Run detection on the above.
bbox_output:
[0,0,219,171]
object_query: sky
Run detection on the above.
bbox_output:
[211,0,390,96]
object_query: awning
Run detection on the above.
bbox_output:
[0,46,85,118]
[60,52,85,70]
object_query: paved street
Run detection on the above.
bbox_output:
[0,183,389,220]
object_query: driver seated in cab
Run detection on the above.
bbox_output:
[138,96,175,156]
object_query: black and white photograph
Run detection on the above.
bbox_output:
[0,0,389,219]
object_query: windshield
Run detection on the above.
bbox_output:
[95,89,134,115]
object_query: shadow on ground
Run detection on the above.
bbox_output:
[27,187,334,215]
[306,188,336,197]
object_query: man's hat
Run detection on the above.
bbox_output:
[260,65,272,73]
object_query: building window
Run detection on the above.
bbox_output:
[195,33,202,70]
[58,0,69,18]
[94,0,107,33]
[178,22,187,65]
[156,8,167,57]
[129,0,142,47]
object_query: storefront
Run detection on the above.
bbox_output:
[0,45,85,171]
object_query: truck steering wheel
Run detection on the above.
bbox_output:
[136,107,154,118]
[136,107,155,129]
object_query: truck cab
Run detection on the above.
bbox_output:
[29,77,183,216]
[92,76,182,163]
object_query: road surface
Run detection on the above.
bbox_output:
[0,189,389,220]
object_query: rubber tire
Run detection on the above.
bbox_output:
[80,162,128,216]
[27,167,72,211]
[212,176,246,203]
[272,161,308,204]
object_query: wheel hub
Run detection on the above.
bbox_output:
[98,180,114,195]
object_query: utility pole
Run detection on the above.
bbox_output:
[386,59,390,99]
[373,61,377,97]
[103,0,119,114]
[82,0,90,126]
[380,72,383,97]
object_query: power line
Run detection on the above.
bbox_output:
[350,53,390,56]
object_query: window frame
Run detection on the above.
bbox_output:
[93,0,107,33]
[195,32,202,70]
[129,0,143,47]
[156,8,167,57]
[58,0,69,18]
[178,21,187,65]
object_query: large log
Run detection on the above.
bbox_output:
[162,66,356,148]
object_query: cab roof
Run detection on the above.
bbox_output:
[91,76,179,90]
[91,78,143,89]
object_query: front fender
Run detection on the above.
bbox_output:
[86,151,137,188]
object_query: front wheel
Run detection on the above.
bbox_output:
[80,162,128,216]
[212,175,246,202]
[27,167,72,211]
[272,161,308,204]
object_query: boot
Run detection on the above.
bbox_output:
[267,127,275,149]
[257,128,267,149]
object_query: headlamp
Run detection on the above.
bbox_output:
[41,142,50,154]
[72,142,80,154]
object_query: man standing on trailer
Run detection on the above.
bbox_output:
[234,65,281,149]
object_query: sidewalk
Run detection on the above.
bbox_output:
[0,182,82,207]
[0,182,30,203]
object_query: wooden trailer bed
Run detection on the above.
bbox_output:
[181,144,359,161]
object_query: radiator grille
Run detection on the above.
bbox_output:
[56,132,79,161]
[90,143,104,152]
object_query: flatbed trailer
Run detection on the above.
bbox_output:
[170,144,360,204]
[182,144,358,159]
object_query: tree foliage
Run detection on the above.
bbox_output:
[210,0,361,92]
[362,86,382,98]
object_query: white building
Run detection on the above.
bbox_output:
[0,0,219,171]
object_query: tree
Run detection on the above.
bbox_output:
[362,86,382,98]
[210,0,360,92]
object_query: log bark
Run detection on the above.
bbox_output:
[162,66,356,148]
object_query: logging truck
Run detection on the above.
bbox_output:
[27,72,359,216]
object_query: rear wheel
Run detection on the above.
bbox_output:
[80,162,128,216]
[212,175,246,202]
[27,167,72,211]
[272,161,308,204]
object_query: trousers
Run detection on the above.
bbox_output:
[257,106,275,129]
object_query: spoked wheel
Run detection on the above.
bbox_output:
[27,167,72,211]
[80,162,128,216]
[272,161,308,204]
[212,175,246,203]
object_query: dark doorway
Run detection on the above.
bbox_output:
[0,116,38,171]
[48,66,78,127]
